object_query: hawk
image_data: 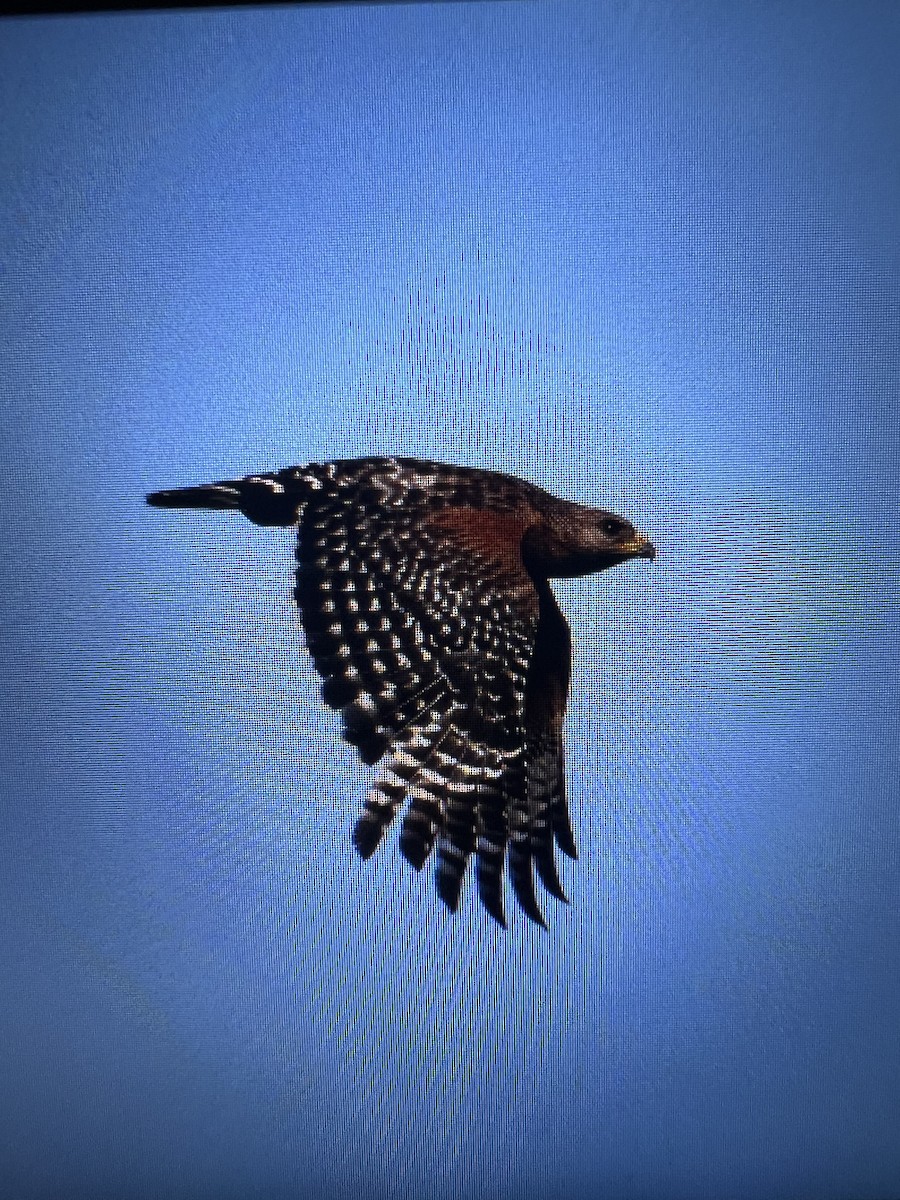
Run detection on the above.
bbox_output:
[147,457,654,927]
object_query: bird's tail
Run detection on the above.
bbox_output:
[146,484,243,510]
[146,472,305,526]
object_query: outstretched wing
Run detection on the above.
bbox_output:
[508,583,576,925]
[293,467,570,925]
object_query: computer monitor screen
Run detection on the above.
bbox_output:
[2,3,898,1198]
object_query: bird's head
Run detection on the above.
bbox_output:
[524,501,656,579]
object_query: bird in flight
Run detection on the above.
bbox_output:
[147,457,654,927]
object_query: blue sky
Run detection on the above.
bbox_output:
[2,3,899,1198]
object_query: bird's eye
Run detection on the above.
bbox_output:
[600,518,626,537]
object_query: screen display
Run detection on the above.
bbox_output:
[2,3,898,1197]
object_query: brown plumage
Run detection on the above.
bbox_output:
[147,456,654,927]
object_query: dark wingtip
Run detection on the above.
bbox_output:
[486,905,508,931]
[435,851,469,915]
[479,889,507,929]
[352,817,383,861]
[398,833,431,872]
[535,860,569,905]
[555,827,578,861]
[535,849,571,902]
[514,882,548,929]
[509,849,550,928]
[524,905,548,931]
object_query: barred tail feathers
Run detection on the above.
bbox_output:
[146,484,243,510]
[146,472,307,526]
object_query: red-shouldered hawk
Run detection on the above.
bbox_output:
[147,457,654,927]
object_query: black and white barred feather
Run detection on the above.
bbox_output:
[148,456,654,927]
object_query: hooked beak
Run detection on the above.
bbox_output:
[622,535,656,562]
